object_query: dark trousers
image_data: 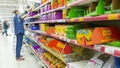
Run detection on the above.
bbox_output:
[16,33,24,58]
[2,29,8,36]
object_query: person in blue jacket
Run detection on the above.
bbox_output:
[12,10,27,61]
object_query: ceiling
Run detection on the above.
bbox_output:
[0,0,28,19]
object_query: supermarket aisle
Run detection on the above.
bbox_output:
[0,33,41,68]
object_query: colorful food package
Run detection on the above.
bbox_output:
[91,27,120,44]
[63,9,68,19]
[45,27,55,34]
[48,40,72,54]
[67,0,75,4]
[68,6,84,18]
[77,27,120,45]
[55,25,60,35]
[51,0,58,9]
[42,0,48,4]
[107,41,120,47]
[55,25,67,36]
[40,24,48,31]
[41,52,66,68]
[57,0,66,7]
[76,29,93,45]
[85,53,112,68]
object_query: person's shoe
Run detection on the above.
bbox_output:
[20,55,23,57]
[16,57,25,61]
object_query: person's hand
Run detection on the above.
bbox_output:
[21,14,28,19]
[25,10,28,14]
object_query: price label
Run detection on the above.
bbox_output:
[67,39,70,42]
[63,38,66,41]
[59,36,62,40]
[58,20,62,22]
[108,14,118,20]
[75,40,77,44]
[105,47,114,55]
[94,45,101,51]
[70,18,74,22]
[79,17,84,21]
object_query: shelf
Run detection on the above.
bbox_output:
[27,29,120,58]
[26,35,66,63]
[40,57,52,68]
[39,42,66,63]
[29,45,48,68]
[67,13,120,22]
[26,42,51,68]
[25,13,120,24]
[25,14,40,20]
[24,19,66,24]
[67,0,98,8]
[40,6,65,15]
[25,6,65,20]
[33,0,51,12]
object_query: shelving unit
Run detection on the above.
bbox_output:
[24,0,120,68]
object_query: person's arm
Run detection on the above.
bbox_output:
[18,11,28,19]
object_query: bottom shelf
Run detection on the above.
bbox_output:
[25,42,49,68]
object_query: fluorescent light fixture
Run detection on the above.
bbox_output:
[0,3,27,6]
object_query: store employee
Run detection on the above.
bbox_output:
[12,10,27,61]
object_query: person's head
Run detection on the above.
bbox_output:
[3,19,7,23]
[12,10,20,15]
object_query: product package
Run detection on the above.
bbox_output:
[77,27,120,45]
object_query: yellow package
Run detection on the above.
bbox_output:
[55,25,59,35]
[76,29,93,45]
[63,9,68,19]
[59,25,63,36]
[40,24,48,31]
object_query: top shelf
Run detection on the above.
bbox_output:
[25,13,120,24]
[32,0,51,12]
[32,0,98,12]
[25,0,120,24]
[67,0,98,8]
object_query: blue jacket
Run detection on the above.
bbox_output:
[13,14,24,35]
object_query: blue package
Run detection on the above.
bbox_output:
[114,57,120,68]
[31,25,40,30]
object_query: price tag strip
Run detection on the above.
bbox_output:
[105,47,114,55]
[108,14,118,20]
[94,45,102,52]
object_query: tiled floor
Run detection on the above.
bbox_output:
[0,33,42,68]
